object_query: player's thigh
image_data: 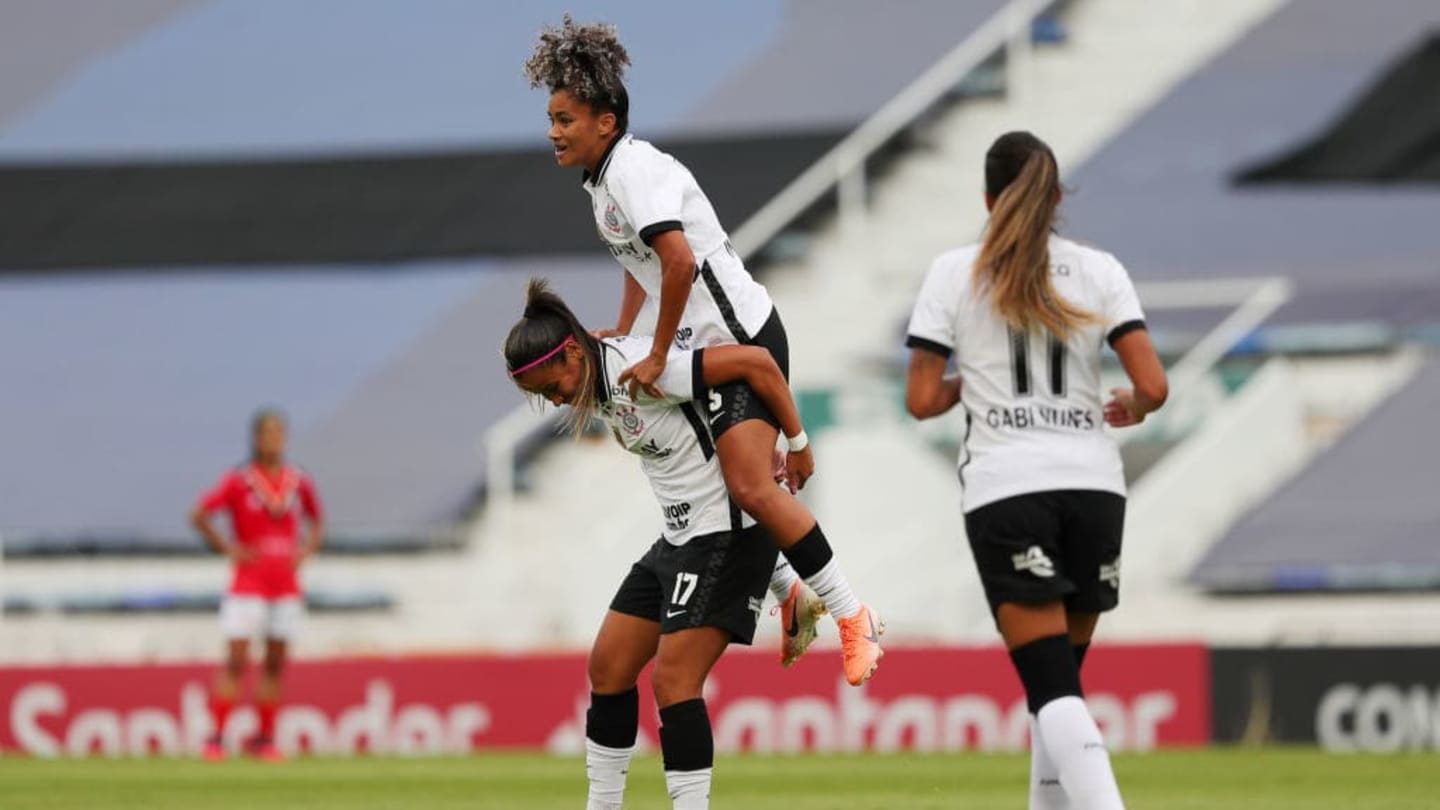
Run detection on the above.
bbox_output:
[652,626,731,706]
[264,597,305,643]
[590,611,660,693]
[1056,490,1126,615]
[594,542,667,691]
[963,492,1076,617]
[220,595,265,641]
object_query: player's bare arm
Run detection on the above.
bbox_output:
[905,349,963,420]
[621,230,694,399]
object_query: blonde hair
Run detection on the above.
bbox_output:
[974,132,1094,340]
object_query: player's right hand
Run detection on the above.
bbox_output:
[225,544,256,564]
[590,327,626,338]
[785,446,815,493]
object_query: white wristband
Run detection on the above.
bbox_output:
[786,430,809,453]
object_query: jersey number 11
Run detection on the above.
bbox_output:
[1008,327,1067,398]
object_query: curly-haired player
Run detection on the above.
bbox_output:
[524,16,882,686]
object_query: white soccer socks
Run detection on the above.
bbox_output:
[1011,635,1124,810]
[586,688,638,810]
[1037,696,1124,810]
[781,524,861,619]
[1029,714,1070,810]
[768,557,800,603]
[660,698,714,810]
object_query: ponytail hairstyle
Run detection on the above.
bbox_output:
[524,14,631,134]
[974,131,1094,341]
[503,278,603,435]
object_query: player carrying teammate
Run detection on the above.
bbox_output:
[190,408,324,761]
[525,15,877,681]
[905,131,1167,810]
[506,278,861,810]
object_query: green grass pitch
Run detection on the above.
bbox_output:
[0,749,1434,809]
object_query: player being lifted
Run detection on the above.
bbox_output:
[504,279,868,809]
[524,16,881,681]
[905,131,1167,810]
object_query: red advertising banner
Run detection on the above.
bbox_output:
[0,644,1208,757]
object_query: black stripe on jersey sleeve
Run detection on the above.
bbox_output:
[905,335,953,359]
[679,402,715,461]
[690,348,706,403]
[1106,319,1147,348]
[639,220,684,246]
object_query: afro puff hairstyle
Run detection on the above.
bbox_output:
[524,14,631,132]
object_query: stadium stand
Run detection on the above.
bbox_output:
[1191,356,1440,593]
[4,0,1437,662]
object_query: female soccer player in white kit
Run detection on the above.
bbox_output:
[905,131,1168,810]
[524,16,882,682]
[504,278,840,809]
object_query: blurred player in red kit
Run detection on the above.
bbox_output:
[190,408,323,760]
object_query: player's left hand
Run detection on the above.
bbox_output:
[772,447,787,488]
[292,548,316,570]
[619,353,666,400]
[1104,387,1145,427]
[785,446,814,493]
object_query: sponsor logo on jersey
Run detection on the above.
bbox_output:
[1012,546,1056,579]
[663,501,692,531]
[637,439,673,459]
[605,241,654,263]
[1100,560,1120,589]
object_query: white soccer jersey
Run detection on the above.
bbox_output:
[906,235,1147,513]
[596,335,753,545]
[584,134,773,351]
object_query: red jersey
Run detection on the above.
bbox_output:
[197,463,322,598]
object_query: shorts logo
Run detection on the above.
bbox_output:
[1099,560,1120,589]
[748,596,764,616]
[616,405,644,437]
[1012,546,1055,579]
[603,203,623,235]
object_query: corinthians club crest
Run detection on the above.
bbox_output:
[616,404,644,437]
[603,203,624,235]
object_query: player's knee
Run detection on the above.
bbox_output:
[224,653,248,678]
[588,652,636,695]
[649,663,703,709]
[726,475,783,520]
[1009,633,1082,713]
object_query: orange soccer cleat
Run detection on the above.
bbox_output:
[836,604,885,686]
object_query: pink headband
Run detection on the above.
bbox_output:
[509,336,573,377]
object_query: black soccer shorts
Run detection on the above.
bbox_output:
[963,489,1126,615]
[609,524,774,644]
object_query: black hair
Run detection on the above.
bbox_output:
[524,14,631,134]
[503,278,603,433]
[250,407,287,461]
[984,130,1055,199]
